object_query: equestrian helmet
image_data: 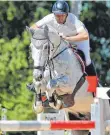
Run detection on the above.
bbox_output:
[52,1,69,14]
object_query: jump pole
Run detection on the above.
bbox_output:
[0,120,95,131]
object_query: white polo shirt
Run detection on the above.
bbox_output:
[36,13,85,35]
[35,13,91,66]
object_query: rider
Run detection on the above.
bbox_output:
[27,1,97,120]
[28,0,96,83]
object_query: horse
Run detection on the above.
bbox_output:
[26,25,109,135]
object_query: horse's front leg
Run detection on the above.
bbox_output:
[32,79,45,114]
[47,75,70,110]
[46,88,63,110]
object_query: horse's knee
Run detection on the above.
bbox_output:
[33,70,43,81]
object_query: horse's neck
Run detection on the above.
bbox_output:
[50,40,69,58]
[51,40,82,76]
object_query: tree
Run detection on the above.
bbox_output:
[80,1,110,86]
[0,1,52,135]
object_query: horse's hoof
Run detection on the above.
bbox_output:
[55,100,62,109]
[33,101,44,114]
[49,100,62,110]
[49,102,55,108]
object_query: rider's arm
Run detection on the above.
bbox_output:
[61,13,89,41]
[62,28,89,42]
[30,14,53,29]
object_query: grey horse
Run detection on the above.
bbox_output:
[27,25,110,135]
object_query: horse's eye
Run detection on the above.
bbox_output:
[44,45,48,49]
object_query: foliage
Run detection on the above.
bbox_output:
[0,1,52,135]
[0,1,53,39]
[0,1,52,120]
[0,31,35,119]
[80,1,110,86]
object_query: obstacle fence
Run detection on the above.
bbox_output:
[0,87,110,135]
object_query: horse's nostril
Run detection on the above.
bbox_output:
[36,74,43,81]
[39,74,43,79]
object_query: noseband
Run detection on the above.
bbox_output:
[34,66,45,71]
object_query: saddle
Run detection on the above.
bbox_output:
[75,49,86,73]
[69,45,86,73]
[77,49,85,64]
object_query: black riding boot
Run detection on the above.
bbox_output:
[85,62,97,76]
[77,50,97,76]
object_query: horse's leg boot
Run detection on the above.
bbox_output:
[33,93,44,113]
[49,95,62,110]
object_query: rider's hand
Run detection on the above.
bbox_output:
[58,33,69,41]
[30,24,38,29]
[59,33,63,37]
[58,33,66,38]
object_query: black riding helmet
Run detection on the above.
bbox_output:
[52,1,69,14]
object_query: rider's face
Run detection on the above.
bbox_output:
[54,14,67,24]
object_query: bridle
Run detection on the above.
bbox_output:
[32,26,70,79]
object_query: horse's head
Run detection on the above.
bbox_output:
[27,25,61,82]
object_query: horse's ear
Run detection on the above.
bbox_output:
[26,26,35,36]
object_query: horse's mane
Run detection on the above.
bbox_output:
[31,25,61,48]
[32,27,47,40]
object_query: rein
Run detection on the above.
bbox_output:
[50,46,69,60]
[32,30,70,73]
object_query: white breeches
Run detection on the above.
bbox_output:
[74,39,91,66]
